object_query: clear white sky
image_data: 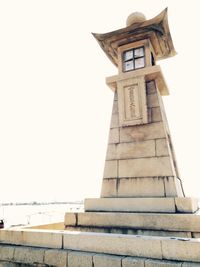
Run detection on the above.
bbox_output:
[0,0,200,203]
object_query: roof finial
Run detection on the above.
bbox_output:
[126,12,146,26]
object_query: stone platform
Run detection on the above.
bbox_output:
[85,197,198,213]
[1,227,200,265]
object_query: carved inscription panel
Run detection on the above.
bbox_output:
[124,84,141,121]
[117,76,148,127]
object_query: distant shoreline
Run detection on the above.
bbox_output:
[0,201,83,206]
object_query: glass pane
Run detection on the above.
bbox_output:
[124,60,134,71]
[135,57,145,69]
[124,50,133,61]
[134,47,144,58]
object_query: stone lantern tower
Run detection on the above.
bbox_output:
[86,8,197,212]
[65,9,199,238]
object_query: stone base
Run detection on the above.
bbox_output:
[84,197,198,213]
[64,211,200,236]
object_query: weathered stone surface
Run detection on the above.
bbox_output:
[116,177,165,197]
[0,245,14,261]
[93,254,123,267]
[147,93,159,108]
[108,128,119,144]
[64,232,163,259]
[84,198,175,213]
[110,113,119,128]
[64,213,77,226]
[73,212,200,232]
[175,197,199,213]
[146,81,157,95]
[106,140,155,160]
[68,251,94,267]
[156,139,169,156]
[152,107,162,122]
[0,229,62,249]
[137,230,191,238]
[145,259,182,266]
[162,238,200,262]
[103,160,118,178]
[112,100,118,114]
[120,122,165,143]
[118,157,174,177]
[101,178,117,197]
[122,257,145,267]
[101,177,165,197]
[14,247,44,264]
[182,262,200,266]
[44,249,67,267]
[164,177,183,197]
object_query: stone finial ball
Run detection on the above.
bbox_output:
[126,12,146,26]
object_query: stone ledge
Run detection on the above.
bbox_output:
[84,197,198,213]
[64,212,200,232]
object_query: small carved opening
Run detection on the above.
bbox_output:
[123,46,145,72]
[151,52,155,66]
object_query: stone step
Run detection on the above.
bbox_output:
[1,228,200,263]
[84,197,198,213]
[64,211,200,233]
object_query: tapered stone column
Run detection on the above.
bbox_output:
[101,79,183,198]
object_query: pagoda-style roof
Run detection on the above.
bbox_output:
[93,8,176,67]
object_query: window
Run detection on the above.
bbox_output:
[123,46,145,72]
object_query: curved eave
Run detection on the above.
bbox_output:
[92,8,177,67]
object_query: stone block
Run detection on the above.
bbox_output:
[64,232,162,259]
[64,213,77,226]
[0,245,14,260]
[162,238,200,262]
[14,247,44,265]
[0,245,14,261]
[110,113,119,128]
[118,157,174,177]
[175,197,199,213]
[145,259,182,266]
[93,254,123,267]
[0,229,23,246]
[117,177,165,197]
[84,198,175,213]
[44,249,67,267]
[75,212,200,232]
[164,177,183,197]
[146,81,157,95]
[101,177,166,198]
[100,178,117,197]
[147,93,159,108]
[103,160,118,178]
[122,257,145,267]
[182,262,200,266]
[156,139,169,156]
[108,128,119,144]
[68,251,94,267]
[22,229,63,248]
[152,107,162,122]
[106,140,155,160]
[0,229,62,249]
[0,262,20,267]
[120,122,165,142]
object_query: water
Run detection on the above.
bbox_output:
[0,203,83,228]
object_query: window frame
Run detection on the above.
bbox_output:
[123,46,145,72]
